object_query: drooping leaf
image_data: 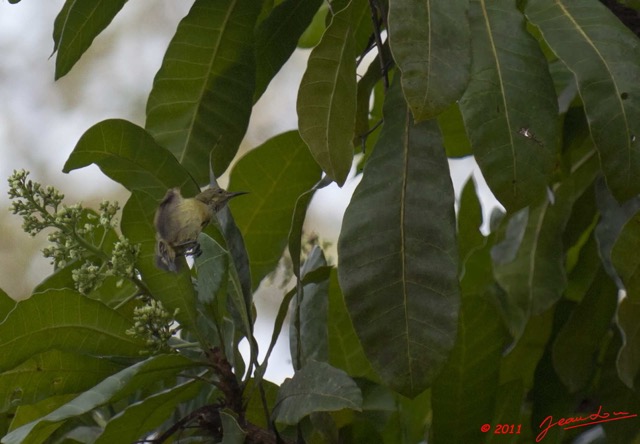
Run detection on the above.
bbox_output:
[0,350,124,413]
[388,0,470,120]
[297,0,363,186]
[616,297,640,389]
[145,0,262,182]
[220,410,247,444]
[289,247,330,370]
[52,0,127,79]
[95,379,205,444]
[273,360,362,425]
[338,80,460,397]
[0,289,143,373]
[492,149,598,340]
[228,131,322,289]
[552,267,617,392]
[63,119,199,200]
[526,0,640,202]
[459,0,558,211]
[254,0,324,100]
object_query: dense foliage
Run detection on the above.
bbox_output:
[2,0,640,442]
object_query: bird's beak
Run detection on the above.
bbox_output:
[228,191,248,198]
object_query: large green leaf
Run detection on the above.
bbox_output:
[338,81,460,397]
[431,296,506,444]
[486,380,524,444]
[63,119,199,199]
[95,379,204,444]
[552,267,617,392]
[228,131,321,289]
[526,0,640,202]
[492,149,598,339]
[145,0,261,182]
[388,0,470,120]
[52,0,127,79]
[121,191,203,343]
[1,355,196,444]
[612,210,640,300]
[459,0,558,211]
[432,179,506,444]
[273,360,362,425]
[0,350,123,413]
[616,297,640,389]
[297,0,363,186]
[254,0,324,100]
[0,289,143,373]
[0,290,14,322]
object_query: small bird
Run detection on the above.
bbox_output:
[153,186,246,272]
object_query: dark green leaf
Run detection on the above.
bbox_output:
[254,0,324,100]
[0,350,124,413]
[431,296,506,444]
[95,379,205,444]
[552,267,617,392]
[145,0,261,181]
[526,0,640,202]
[612,211,640,300]
[338,80,460,397]
[493,149,598,339]
[616,297,640,389]
[229,131,322,289]
[2,355,196,444]
[273,360,362,425]
[460,0,558,211]
[52,0,127,79]
[485,380,524,444]
[297,0,361,186]
[0,289,142,373]
[63,119,199,200]
[388,0,470,120]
